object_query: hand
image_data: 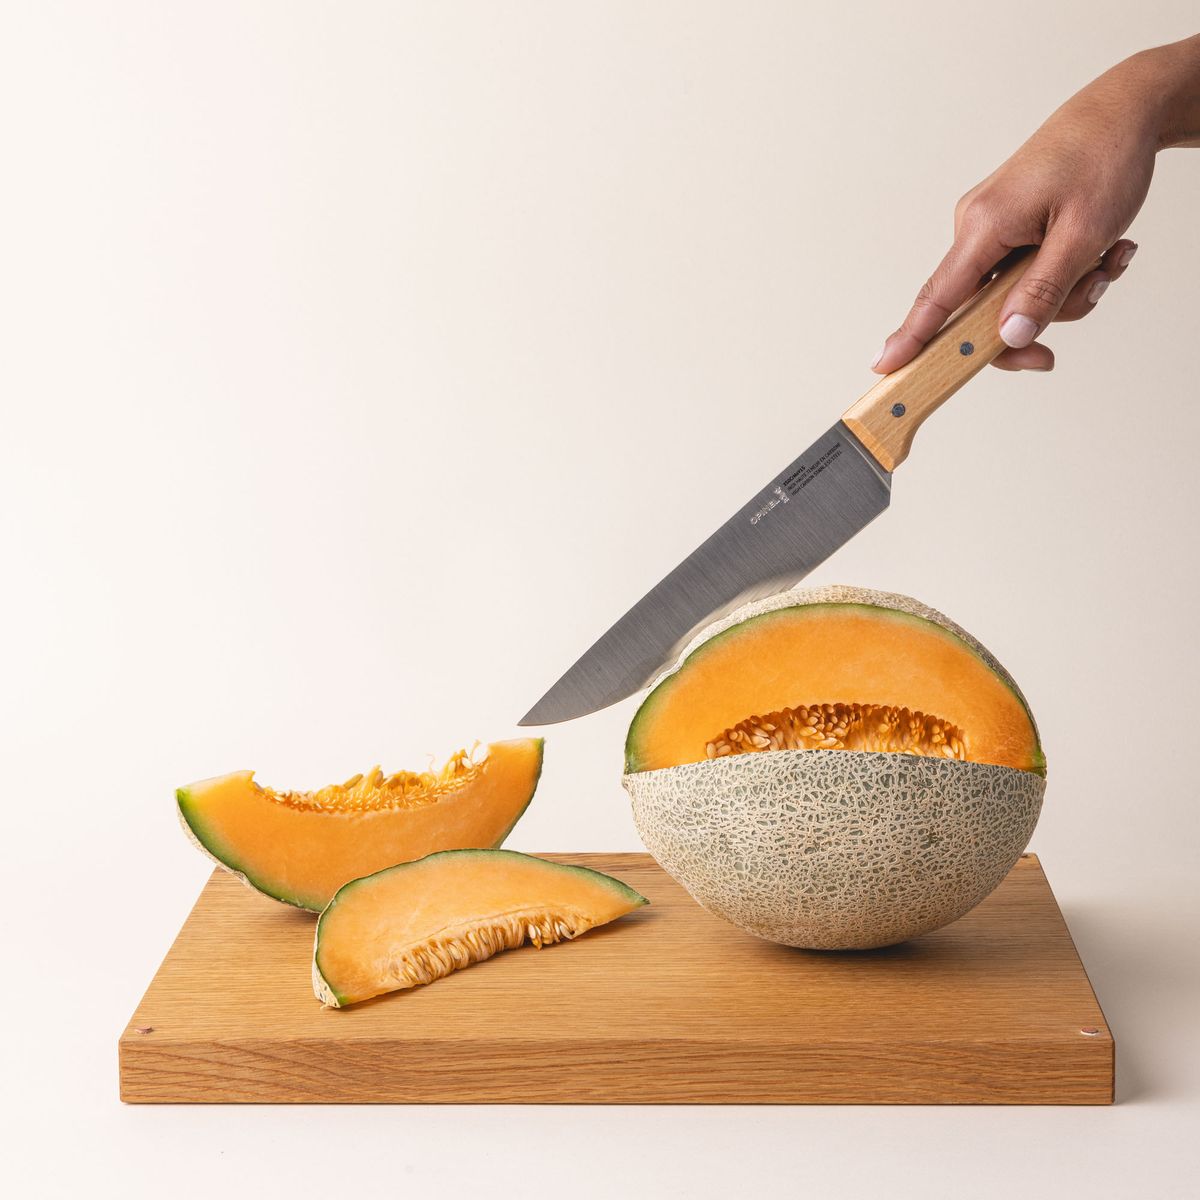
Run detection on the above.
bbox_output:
[872,36,1200,374]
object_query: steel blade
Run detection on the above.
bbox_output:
[519,421,891,725]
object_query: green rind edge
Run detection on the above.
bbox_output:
[312,957,350,1008]
[624,599,1045,777]
[313,848,649,1006]
[176,783,323,911]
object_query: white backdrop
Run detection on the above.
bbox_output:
[3,3,1198,1197]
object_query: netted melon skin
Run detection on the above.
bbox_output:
[623,750,1044,949]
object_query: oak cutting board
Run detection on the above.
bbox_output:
[120,852,1112,1104]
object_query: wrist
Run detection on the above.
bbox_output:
[1123,36,1200,150]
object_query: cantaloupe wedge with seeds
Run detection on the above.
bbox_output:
[313,849,648,1007]
[177,738,543,912]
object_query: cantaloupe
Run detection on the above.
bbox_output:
[313,849,648,1007]
[178,738,544,912]
[625,585,1043,775]
[622,586,1046,949]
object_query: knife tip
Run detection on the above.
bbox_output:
[516,707,562,728]
[516,701,552,728]
[518,695,593,727]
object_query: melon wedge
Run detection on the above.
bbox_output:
[625,586,1043,776]
[177,738,544,912]
[313,849,648,1007]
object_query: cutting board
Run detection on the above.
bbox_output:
[120,852,1112,1104]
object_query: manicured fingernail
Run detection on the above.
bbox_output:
[870,345,885,370]
[1087,278,1109,305]
[999,313,1039,349]
[1118,243,1138,268]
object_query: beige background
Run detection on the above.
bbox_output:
[3,2,1198,1197]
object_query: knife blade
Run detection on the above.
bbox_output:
[519,250,1033,726]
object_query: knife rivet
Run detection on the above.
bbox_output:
[959,341,975,356]
[890,403,906,418]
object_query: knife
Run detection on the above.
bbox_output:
[519,249,1035,727]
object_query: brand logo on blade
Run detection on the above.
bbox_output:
[749,443,843,525]
[749,486,790,526]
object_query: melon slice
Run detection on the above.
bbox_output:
[313,849,648,1006]
[177,738,544,912]
[625,586,1043,775]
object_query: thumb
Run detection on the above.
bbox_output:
[998,231,1104,348]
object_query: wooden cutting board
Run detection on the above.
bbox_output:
[120,852,1112,1104]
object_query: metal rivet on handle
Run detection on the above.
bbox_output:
[959,341,975,356]
[890,403,906,418]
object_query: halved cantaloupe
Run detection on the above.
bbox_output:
[625,586,1043,775]
[313,849,648,1007]
[177,738,544,912]
[621,585,1047,949]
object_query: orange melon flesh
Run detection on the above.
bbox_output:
[625,604,1042,774]
[177,738,544,912]
[313,849,648,1007]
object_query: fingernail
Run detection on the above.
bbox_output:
[1086,278,1109,305]
[999,313,1039,349]
[870,345,885,370]
[1117,243,1138,268]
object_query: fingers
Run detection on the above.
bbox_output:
[992,342,1055,371]
[871,230,1009,374]
[989,237,1137,370]
[1054,269,1109,323]
[1055,238,1138,322]
[997,226,1112,349]
[871,231,1139,375]
[1101,237,1139,281]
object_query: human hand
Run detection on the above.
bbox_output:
[872,35,1200,374]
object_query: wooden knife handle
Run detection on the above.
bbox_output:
[842,248,1034,472]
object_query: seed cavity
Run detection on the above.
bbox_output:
[385,909,589,991]
[705,703,969,761]
[265,745,489,812]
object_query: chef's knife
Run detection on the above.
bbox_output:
[520,250,1034,726]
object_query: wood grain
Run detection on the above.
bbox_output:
[842,251,1033,471]
[120,853,1113,1104]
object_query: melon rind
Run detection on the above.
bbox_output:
[176,781,261,897]
[313,954,344,1008]
[625,584,1045,776]
[623,749,1044,949]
